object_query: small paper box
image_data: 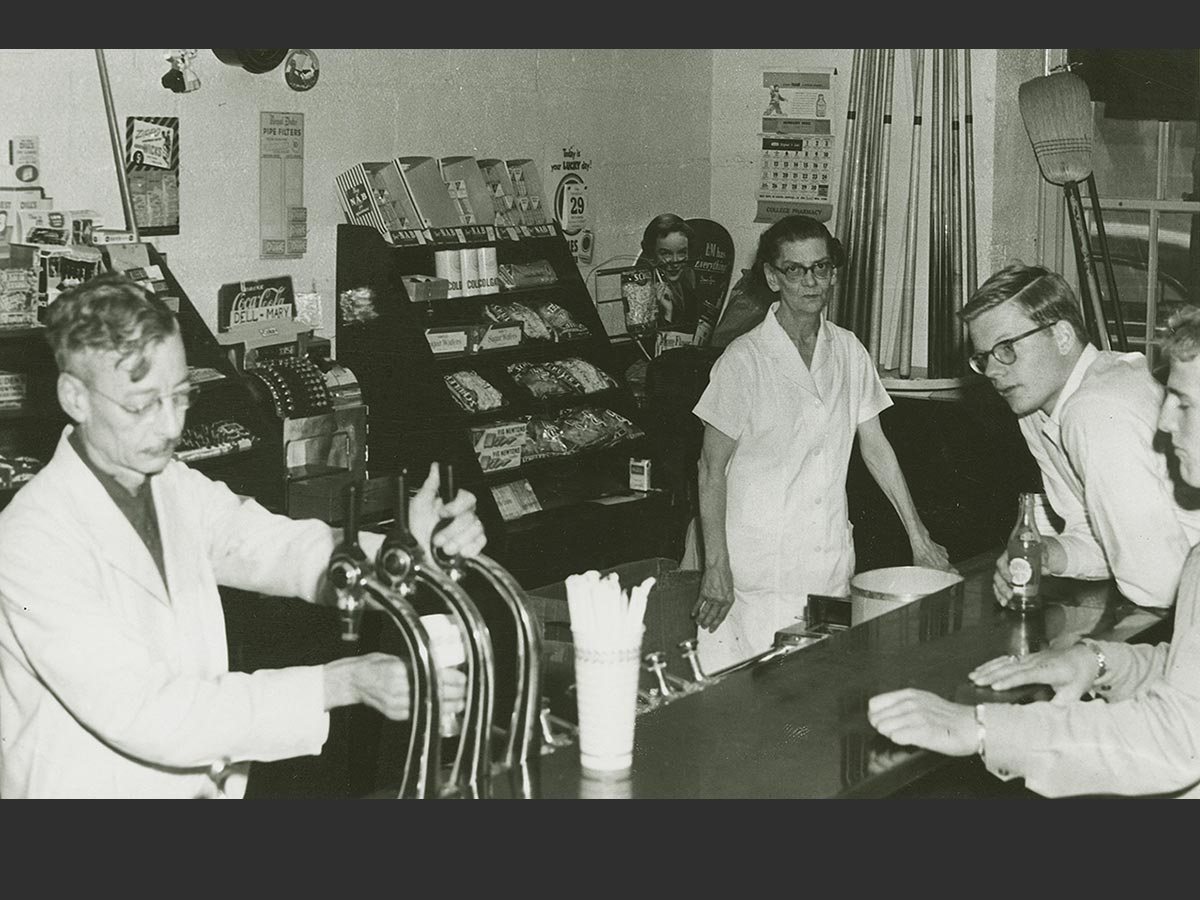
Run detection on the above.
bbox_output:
[394,156,463,229]
[401,274,450,303]
[439,156,495,226]
[505,159,550,226]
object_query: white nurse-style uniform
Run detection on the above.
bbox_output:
[692,302,892,672]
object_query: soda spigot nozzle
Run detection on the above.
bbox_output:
[329,481,368,642]
[377,471,420,591]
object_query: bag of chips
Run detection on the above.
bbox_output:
[533,300,590,341]
[508,361,580,398]
[444,370,507,412]
[549,357,617,394]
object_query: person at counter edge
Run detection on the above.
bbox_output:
[869,304,1200,798]
[0,272,486,799]
[960,262,1200,610]
[691,214,952,673]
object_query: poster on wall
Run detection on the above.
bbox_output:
[548,144,594,264]
[755,70,835,225]
[260,111,306,259]
[124,117,180,236]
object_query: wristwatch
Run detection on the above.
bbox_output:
[1077,637,1108,686]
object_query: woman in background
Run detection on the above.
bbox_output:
[691,215,952,672]
[637,213,700,334]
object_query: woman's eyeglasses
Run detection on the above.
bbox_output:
[770,258,835,283]
[968,322,1056,375]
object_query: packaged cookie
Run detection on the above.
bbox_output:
[549,357,617,394]
[532,301,589,341]
[444,370,507,412]
[508,361,579,398]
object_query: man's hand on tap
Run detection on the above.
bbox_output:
[410,462,487,561]
[322,652,467,721]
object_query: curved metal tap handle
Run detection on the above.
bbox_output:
[446,552,543,779]
[358,577,441,800]
[383,469,496,799]
[412,562,496,799]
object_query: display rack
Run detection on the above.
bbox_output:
[0,244,286,516]
[335,223,673,587]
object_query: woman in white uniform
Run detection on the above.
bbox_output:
[691,215,952,672]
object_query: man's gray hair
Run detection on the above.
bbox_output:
[44,272,178,381]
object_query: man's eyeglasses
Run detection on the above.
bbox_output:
[86,382,201,419]
[968,322,1056,375]
[770,258,835,283]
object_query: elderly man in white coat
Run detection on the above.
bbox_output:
[0,273,485,798]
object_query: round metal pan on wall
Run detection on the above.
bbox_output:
[212,49,289,74]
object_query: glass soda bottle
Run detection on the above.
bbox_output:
[1006,492,1043,611]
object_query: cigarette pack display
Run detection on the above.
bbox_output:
[334,162,425,244]
[439,156,495,226]
[394,156,462,229]
[477,159,522,228]
[505,159,550,226]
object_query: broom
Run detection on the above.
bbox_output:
[1018,71,1111,350]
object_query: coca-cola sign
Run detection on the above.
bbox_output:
[217,276,295,333]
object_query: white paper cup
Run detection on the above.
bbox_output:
[421,613,467,738]
[571,625,644,772]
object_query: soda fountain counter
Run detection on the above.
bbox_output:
[499,549,1171,799]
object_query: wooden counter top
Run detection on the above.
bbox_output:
[499,550,1169,799]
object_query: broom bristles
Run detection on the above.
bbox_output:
[1018,71,1094,185]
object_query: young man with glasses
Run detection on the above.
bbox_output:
[691,215,951,672]
[959,262,1200,610]
[868,305,1200,798]
[0,273,485,797]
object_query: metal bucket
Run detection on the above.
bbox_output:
[850,566,963,625]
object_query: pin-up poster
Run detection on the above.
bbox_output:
[755,70,835,224]
[125,117,180,235]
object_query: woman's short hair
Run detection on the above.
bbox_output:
[1163,305,1200,364]
[958,262,1088,343]
[641,213,695,258]
[752,215,845,278]
[44,272,179,381]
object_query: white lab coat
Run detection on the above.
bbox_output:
[692,304,891,671]
[0,428,344,798]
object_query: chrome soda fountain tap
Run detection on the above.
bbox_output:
[643,651,676,701]
[678,638,711,688]
[328,480,441,799]
[380,469,496,800]
[328,481,369,643]
[430,462,543,795]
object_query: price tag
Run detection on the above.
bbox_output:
[425,329,468,354]
[491,479,542,521]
